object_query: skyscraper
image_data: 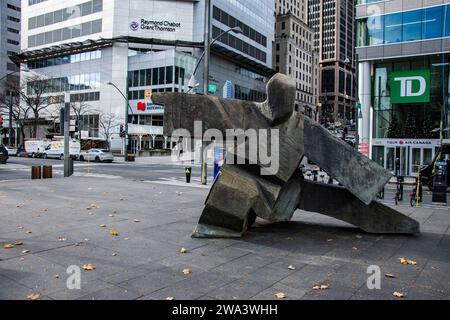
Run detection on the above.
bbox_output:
[308,0,356,125]
[0,0,21,88]
[274,0,320,119]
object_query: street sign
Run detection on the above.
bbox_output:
[390,70,430,104]
[208,84,217,94]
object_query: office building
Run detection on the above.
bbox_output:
[308,0,356,124]
[14,0,275,154]
[356,0,450,176]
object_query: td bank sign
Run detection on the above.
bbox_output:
[390,70,430,104]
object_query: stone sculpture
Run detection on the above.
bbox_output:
[153,74,420,238]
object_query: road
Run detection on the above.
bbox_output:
[0,157,205,186]
[1,156,449,207]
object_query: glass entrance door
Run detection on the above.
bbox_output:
[410,147,434,176]
[385,147,408,176]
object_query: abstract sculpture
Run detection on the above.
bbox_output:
[153,74,420,238]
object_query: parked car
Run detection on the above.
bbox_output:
[0,146,9,164]
[5,146,17,156]
[78,149,114,163]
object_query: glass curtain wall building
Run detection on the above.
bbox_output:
[356,1,450,177]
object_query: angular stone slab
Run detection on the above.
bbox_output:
[298,180,420,234]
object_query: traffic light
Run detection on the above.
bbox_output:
[119,124,126,138]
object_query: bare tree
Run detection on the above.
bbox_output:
[0,78,30,147]
[99,113,119,149]
[70,95,97,139]
[19,74,54,138]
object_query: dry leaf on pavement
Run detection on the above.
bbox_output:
[86,203,99,210]
[312,284,330,290]
[110,229,119,236]
[99,224,107,228]
[82,263,96,271]
[26,293,41,300]
[355,235,363,239]
[385,273,395,279]
[180,247,188,254]
[182,268,191,275]
[166,297,175,300]
[400,258,417,265]
[393,291,404,298]
[274,292,286,299]
[3,244,14,249]
[15,241,23,246]
[21,250,31,254]
[58,236,67,241]
[288,265,296,270]
[133,219,140,223]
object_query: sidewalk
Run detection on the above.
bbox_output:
[0,177,448,300]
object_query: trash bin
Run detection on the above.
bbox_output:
[43,165,53,179]
[127,155,135,162]
[31,166,41,179]
[432,161,447,204]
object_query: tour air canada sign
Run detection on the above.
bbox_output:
[390,70,430,104]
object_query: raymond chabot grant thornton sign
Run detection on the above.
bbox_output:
[390,70,430,104]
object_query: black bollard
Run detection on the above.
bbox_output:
[185,167,192,183]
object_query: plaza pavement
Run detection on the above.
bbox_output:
[0,176,449,300]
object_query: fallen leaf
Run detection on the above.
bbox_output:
[99,224,107,228]
[55,275,60,279]
[355,235,363,239]
[400,258,417,266]
[58,236,67,241]
[166,296,175,300]
[26,293,41,300]
[112,253,118,256]
[352,247,358,251]
[110,230,119,236]
[3,244,14,249]
[326,239,333,243]
[15,241,24,246]
[312,284,330,290]
[16,204,23,208]
[86,203,99,210]
[21,250,31,254]
[108,214,115,217]
[133,219,140,223]
[286,237,294,241]
[180,247,188,254]
[288,265,296,270]
[385,273,395,279]
[274,292,286,299]
[82,263,95,271]
[182,268,191,275]
[393,291,404,298]
[176,191,183,196]
[25,231,32,234]
[17,226,24,229]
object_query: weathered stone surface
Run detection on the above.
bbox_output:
[152,73,420,238]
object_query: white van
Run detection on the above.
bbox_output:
[24,140,48,158]
[42,139,81,160]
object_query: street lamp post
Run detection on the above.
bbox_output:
[107,81,133,161]
[189,2,242,184]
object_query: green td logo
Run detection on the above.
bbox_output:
[390,70,430,104]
